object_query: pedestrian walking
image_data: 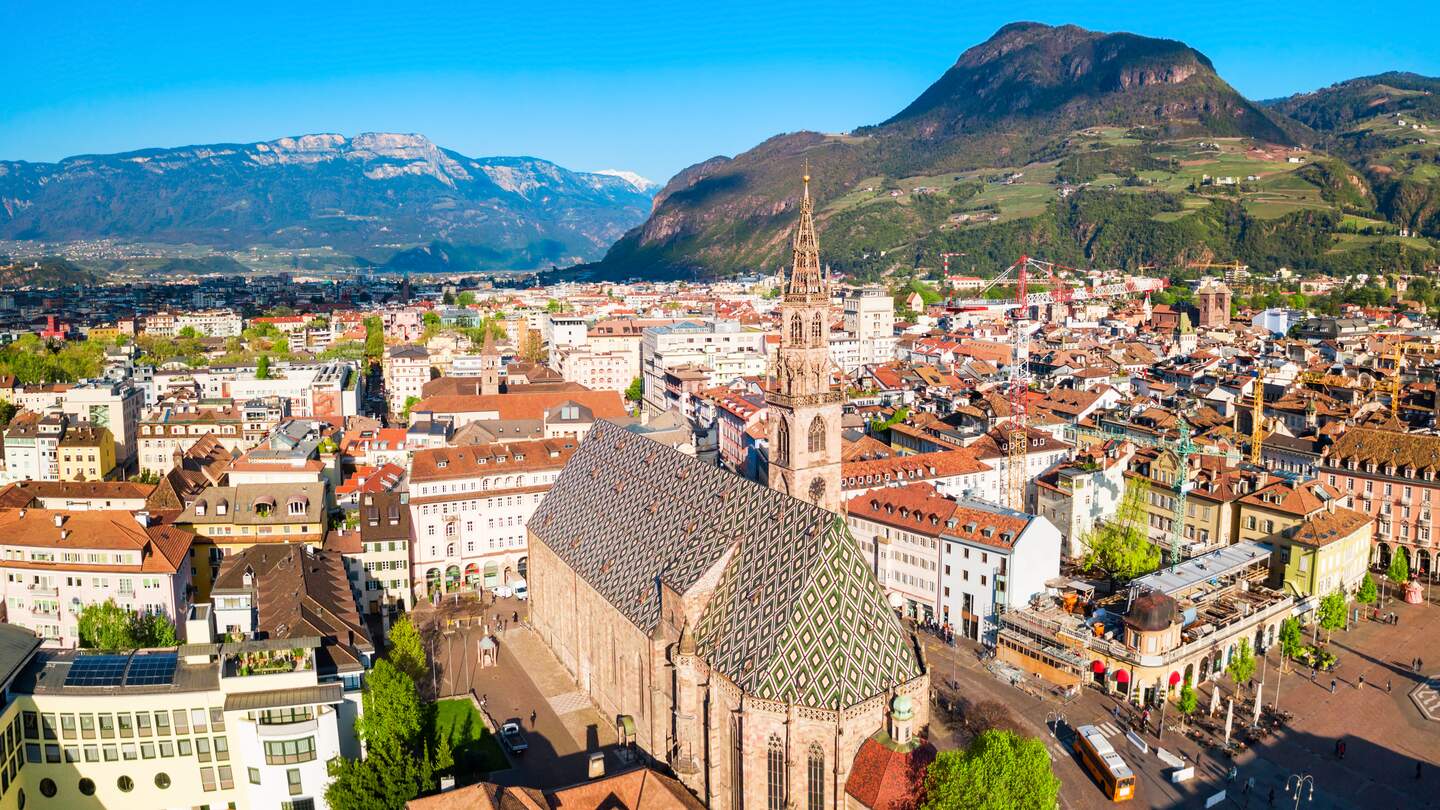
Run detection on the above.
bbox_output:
[1268,786,1276,807]
[1419,657,1426,673]
[1228,765,1238,783]
[1330,678,1337,694]
[529,709,537,727]
[1387,678,1393,694]
[1358,673,1365,690]
[512,610,518,623]
[1339,740,1347,759]
[1334,739,1342,758]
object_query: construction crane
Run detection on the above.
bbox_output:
[941,252,967,275]
[1074,419,1237,568]
[1250,367,1266,465]
[948,259,1166,311]
[969,255,1166,512]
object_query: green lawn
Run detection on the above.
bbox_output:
[432,698,508,782]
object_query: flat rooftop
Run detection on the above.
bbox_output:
[1130,541,1271,597]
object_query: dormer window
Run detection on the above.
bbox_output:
[437,460,448,469]
[216,500,228,516]
[195,502,207,516]
[288,498,307,516]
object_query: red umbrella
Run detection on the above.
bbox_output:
[1091,660,1106,674]
[1169,671,1182,687]
[1116,669,1131,684]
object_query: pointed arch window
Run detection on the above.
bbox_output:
[790,313,804,344]
[807,743,825,810]
[767,734,785,810]
[731,717,744,810]
[776,419,790,466]
[810,313,823,344]
[808,416,826,454]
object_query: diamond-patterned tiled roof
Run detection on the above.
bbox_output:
[529,419,922,710]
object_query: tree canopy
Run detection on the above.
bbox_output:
[1226,638,1256,693]
[624,377,644,403]
[1318,589,1348,642]
[921,729,1060,810]
[387,616,428,687]
[1356,573,1378,605]
[1387,550,1411,587]
[326,659,433,810]
[1080,476,1161,585]
[1278,616,1304,670]
[77,600,177,650]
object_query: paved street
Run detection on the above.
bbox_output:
[415,596,624,789]
[919,587,1440,810]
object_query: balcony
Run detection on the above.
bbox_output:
[27,584,58,598]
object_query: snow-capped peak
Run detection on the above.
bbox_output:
[594,169,658,192]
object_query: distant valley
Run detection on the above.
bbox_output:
[0,133,657,273]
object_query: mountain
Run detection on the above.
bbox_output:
[0,133,656,270]
[593,170,660,192]
[1267,73,1440,241]
[585,23,1439,282]
[1268,72,1440,131]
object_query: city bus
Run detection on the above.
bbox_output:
[1074,724,1136,802]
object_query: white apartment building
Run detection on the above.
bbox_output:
[0,509,192,648]
[543,314,587,349]
[175,309,244,338]
[842,287,897,371]
[137,405,247,477]
[552,346,631,391]
[61,380,144,468]
[640,320,768,414]
[2,413,67,483]
[383,346,431,416]
[846,483,1061,642]
[407,439,577,600]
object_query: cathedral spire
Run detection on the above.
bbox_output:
[787,164,826,299]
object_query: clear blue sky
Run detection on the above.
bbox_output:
[5,1,1437,184]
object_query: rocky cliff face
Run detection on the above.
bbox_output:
[0,133,655,269]
[588,22,1301,279]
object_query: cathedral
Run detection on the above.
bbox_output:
[525,176,929,808]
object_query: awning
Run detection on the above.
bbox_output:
[1169,671,1182,687]
[1115,669,1131,684]
[1091,660,1106,674]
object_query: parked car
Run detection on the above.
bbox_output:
[513,582,528,601]
[499,721,528,755]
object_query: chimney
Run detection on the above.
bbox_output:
[133,511,152,528]
[587,751,606,779]
[53,514,65,528]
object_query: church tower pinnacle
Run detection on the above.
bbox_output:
[768,169,843,512]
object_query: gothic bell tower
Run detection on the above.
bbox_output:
[768,170,843,512]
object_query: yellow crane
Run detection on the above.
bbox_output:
[1251,367,1265,465]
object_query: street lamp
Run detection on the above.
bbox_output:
[1285,773,1315,810]
[1044,710,1067,738]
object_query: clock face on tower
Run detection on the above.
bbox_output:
[808,477,827,503]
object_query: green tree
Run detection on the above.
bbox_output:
[76,601,176,650]
[457,291,476,307]
[255,355,271,380]
[624,377,644,403]
[920,729,1059,810]
[545,299,564,313]
[1278,616,1304,671]
[325,660,432,810]
[1226,638,1257,695]
[177,325,200,340]
[387,616,427,686]
[77,600,139,650]
[364,316,385,360]
[1387,550,1411,594]
[433,732,453,778]
[136,612,178,647]
[1177,679,1198,726]
[1318,589,1348,643]
[1356,573,1379,605]
[0,400,17,428]
[442,291,456,305]
[401,395,421,421]
[1080,477,1160,587]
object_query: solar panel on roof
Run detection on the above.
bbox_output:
[125,652,177,686]
[63,655,129,687]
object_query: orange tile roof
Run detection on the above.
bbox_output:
[845,737,936,810]
[412,390,626,422]
[411,438,578,483]
[0,509,193,574]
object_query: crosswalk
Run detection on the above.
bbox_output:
[1094,721,1123,738]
